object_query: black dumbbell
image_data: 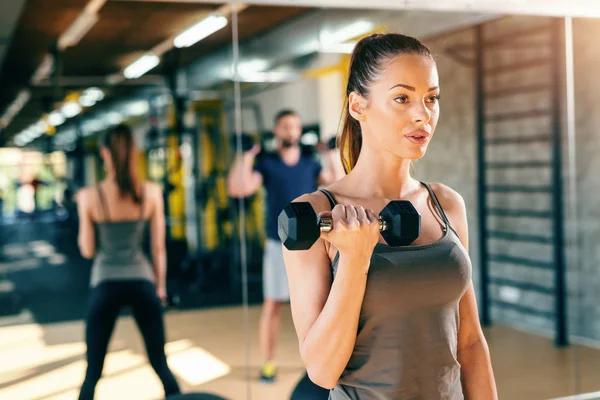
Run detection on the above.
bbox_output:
[278,201,421,250]
[230,132,258,153]
[327,136,337,150]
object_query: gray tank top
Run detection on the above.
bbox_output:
[90,184,155,287]
[321,182,471,400]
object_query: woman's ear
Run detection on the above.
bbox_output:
[348,91,367,122]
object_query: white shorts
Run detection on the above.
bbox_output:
[262,239,290,302]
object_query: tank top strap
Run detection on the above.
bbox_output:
[419,181,454,234]
[139,183,145,220]
[318,188,337,210]
[319,188,339,278]
[96,184,110,222]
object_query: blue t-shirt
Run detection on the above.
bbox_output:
[254,152,322,240]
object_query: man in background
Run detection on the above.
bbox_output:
[227,109,340,383]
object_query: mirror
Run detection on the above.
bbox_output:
[0,1,242,399]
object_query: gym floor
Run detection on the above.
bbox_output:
[1,219,600,400]
[1,305,600,400]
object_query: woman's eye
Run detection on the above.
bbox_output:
[427,95,441,103]
[394,95,409,104]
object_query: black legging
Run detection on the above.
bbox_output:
[78,280,180,399]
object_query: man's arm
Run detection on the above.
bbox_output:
[227,144,263,197]
[317,148,345,186]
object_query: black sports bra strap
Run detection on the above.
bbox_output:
[318,189,337,210]
[96,185,110,222]
[420,181,451,229]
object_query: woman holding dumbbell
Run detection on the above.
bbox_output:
[283,33,497,399]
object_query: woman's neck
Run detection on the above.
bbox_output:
[102,171,139,185]
[343,145,420,200]
[103,171,115,181]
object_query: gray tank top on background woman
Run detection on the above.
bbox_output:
[90,185,155,287]
[320,182,471,400]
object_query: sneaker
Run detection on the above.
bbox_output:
[259,361,277,382]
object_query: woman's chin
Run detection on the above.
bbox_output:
[377,143,428,161]
[401,147,427,161]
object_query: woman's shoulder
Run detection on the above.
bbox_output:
[291,179,350,212]
[426,182,466,211]
[75,184,98,202]
[141,181,162,198]
[141,180,160,191]
[291,189,336,214]
[426,182,468,234]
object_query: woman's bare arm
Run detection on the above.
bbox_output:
[77,188,96,259]
[432,183,498,399]
[148,183,167,293]
[283,193,375,389]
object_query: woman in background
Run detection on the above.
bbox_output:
[76,124,180,399]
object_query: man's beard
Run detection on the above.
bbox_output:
[280,138,299,148]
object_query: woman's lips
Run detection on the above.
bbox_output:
[404,129,430,145]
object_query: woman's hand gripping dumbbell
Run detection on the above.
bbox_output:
[278,200,421,257]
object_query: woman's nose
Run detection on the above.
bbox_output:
[411,102,431,124]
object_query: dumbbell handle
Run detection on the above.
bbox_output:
[318,216,388,233]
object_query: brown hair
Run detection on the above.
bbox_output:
[274,109,298,125]
[102,123,141,203]
[338,33,433,173]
